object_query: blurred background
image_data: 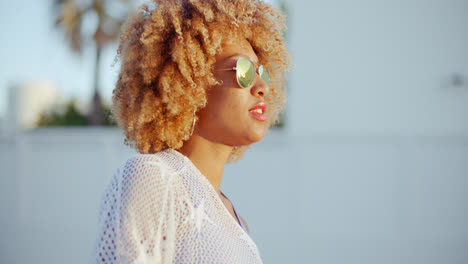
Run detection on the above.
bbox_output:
[1,0,467,263]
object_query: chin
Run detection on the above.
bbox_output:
[224,124,268,146]
[245,127,267,143]
[227,130,265,146]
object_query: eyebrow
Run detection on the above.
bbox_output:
[226,54,259,65]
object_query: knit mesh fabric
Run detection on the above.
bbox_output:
[89,148,263,264]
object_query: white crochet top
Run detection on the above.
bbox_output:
[89,148,263,264]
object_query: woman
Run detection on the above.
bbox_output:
[90,0,290,263]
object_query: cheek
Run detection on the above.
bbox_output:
[203,89,246,126]
[211,94,243,121]
[215,71,238,88]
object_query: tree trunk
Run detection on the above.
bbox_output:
[88,45,104,126]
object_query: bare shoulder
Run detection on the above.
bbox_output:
[239,216,250,234]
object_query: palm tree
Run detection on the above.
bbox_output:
[53,0,131,125]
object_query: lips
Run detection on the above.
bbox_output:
[248,102,267,121]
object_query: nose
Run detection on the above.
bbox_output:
[251,74,269,98]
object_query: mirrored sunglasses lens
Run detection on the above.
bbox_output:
[259,65,270,87]
[236,58,255,88]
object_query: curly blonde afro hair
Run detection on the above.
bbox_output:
[112,0,291,163]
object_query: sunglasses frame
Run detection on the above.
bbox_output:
[215,58,270,89]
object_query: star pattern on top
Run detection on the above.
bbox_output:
[181,198,216,234]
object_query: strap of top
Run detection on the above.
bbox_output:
[220,191,246,232]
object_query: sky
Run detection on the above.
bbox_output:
[0,0,275,119]
[0,0,125,118]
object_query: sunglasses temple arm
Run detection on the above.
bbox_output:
[214,67,237,72]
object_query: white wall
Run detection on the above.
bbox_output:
[1,128,467,264]
[0,128,134,264]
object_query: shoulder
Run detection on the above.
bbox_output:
[119,150,183,181]
[116,151,184,199]
[115,151,189,221]
[122,148,187,171]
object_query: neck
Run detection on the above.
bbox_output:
[177,134,233,193]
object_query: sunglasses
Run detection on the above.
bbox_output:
[216,58,270,89]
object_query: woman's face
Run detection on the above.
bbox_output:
[195,38,270,147]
